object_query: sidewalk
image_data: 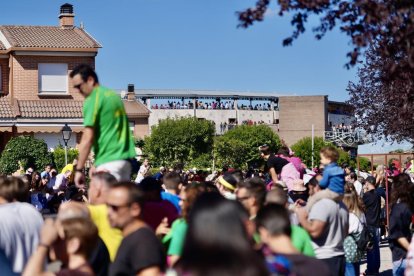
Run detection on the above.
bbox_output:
[360,241,393,276]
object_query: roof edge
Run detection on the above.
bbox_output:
[0,29,12,49]
[7,47,99,53]
[76,28,102,48]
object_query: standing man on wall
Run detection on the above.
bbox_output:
[70,64,136,187]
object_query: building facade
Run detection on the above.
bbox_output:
[0,4,149,151]
[129,89,355,147]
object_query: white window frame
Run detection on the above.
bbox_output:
[38,63,68,95]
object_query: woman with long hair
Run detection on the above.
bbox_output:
[162,183,208,266]
[343,183,366,276]
[388,173,414,276]
[375,164,386,187]
[30,171,41,191]
[175,193,269,276]
[30,173,50,212]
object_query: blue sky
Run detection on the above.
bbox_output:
[1,0,358,101]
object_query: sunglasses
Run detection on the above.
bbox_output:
[106,203,130,212]
[73,83,83,90]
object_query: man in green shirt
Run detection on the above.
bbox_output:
[70,64,136,187]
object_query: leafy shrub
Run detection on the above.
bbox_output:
[357,157,371,171]
[215,125,281,170]
[291,137,333,168]
[0,136,53,174]
[52,145,79,172]
[144,117,215,167]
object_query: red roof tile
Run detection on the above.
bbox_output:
[0,25,101,49]
[18,100,83,118]
[123,100,150,118]
[0,97,15,120]
[0,96,14,119]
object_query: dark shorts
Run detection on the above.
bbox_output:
[321,255,345,276]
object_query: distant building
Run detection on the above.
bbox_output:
[0,4,149,151]
[125,89,359,147]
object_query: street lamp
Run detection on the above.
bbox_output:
[61,124,72,166]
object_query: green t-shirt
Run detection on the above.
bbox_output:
[83,86,135,166]
[291,225,315,257]
[253,225,315,257]
[162,218,188,256]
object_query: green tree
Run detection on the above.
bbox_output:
[291,137,333,168]
[357,157,371,172]
[0,136,53,174]
[143,117,215,167]
[215,125,281,170]
[52,145,79,172]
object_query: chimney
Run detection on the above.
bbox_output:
[59,3,75,28]
[127,84,135,101]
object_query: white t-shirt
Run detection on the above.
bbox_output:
[0,202,43,273]
[135,165,149,183]
[353,180,363,196]
[348,212,366,234]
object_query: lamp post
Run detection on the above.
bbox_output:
[61,124,72,166]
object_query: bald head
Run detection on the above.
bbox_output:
[58,201,90,221]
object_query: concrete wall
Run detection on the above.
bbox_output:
[278,96,328,146]
[148,108,279,134]
[34,133,77,151]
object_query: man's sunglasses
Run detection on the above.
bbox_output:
[107,203,130,212]
[73,83,83,90]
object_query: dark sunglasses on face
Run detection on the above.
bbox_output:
[106,203,130,212]
[73,83,83,90]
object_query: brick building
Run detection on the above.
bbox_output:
[0,4,149,151]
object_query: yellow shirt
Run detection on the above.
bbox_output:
[88,204,123,261]
[61,164,74,174]
[61,164,74,182]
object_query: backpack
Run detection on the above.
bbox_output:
[356,223,374,251]
[344,233,364,263]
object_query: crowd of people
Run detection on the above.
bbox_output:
[328,123,354,133]
[2,145,414,275]
[151,100,237,110]
[1,64,414,276]
[150,100,277,111]
[218,120,267,134]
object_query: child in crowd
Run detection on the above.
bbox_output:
[305,146,345,211]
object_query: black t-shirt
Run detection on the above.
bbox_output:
[267,156,289,175]
[389,202,413,261]
[363,189,381,227]
[89,237,110,276]
[109,227,166,276]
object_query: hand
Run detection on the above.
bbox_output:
[88,166,96,178]
[155,217,170,237]
[75,171,85,189]
[40,218,59,247]
[295,199,306,207]
[295,206,308,221]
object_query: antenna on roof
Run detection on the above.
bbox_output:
[80,22,84,29]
